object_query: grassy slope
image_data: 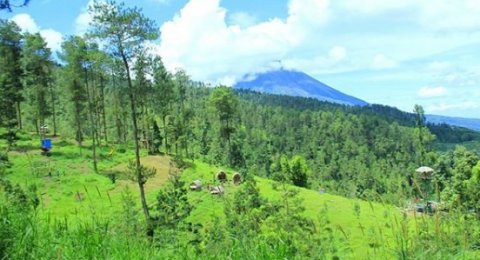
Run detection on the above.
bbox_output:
[181,162,401,258]
[3,136,410,258]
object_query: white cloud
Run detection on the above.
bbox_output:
[75,11,92,35]
[11,13,39,33]
[338,0,480,31]
[338,0,414,14]
[328,46,347,62]
[428,61,451,71]
[11,13,63,52]
[40,29,63,52]
[283,46,349,74]
[372,54,397,69]
[418,0,480,31]
[75,0,97,35]
[157,0,330,85]
[418,86,448,98]
[228,12,257,28]
[427,101,479,112]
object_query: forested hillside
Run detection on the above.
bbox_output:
[1,1,480,259]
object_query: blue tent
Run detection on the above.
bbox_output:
[41,139,52,151]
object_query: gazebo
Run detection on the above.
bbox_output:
[415,166,434,180]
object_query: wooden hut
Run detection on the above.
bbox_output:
[217,170,227,183]
[232,172,242,185]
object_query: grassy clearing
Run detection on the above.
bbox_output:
[180,161,402,258]
[4,135,477,258]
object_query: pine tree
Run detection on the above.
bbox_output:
[59,36,88,146]
[21,33,53,135]
[0,20,23,149]
[89,0,159,235]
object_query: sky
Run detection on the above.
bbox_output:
[2,0,480,118]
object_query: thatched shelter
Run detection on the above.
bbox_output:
[217,170,227,183]
[232,172,242,185]
[210,185,225,195]
[190,180,202,191]
[415,166,434,180]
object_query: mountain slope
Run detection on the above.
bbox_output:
[234,69,368,106]
[426,114,480,132]
[235,69,480,132]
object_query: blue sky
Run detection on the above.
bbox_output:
[3,0,480,118]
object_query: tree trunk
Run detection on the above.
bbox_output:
[112,73,123,144]
[16,101,22,129]
[85,67,98,173]
[121,52,151,232]
[34,119,39,135]
[100,76,108,144]
[91,75,101,147]
[74,81,83,147]
[49,82,57,137]
[162,115,168,154]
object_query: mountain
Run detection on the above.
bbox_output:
[235,69,480,132]
[426,115,480,132]
[234,69,368,106]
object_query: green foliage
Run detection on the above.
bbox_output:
[209,86,238,144]
[271,155,310,188]
[58,36,88,146]
[21,32,53,129]
[1,1,480,258]
[120,186,140,234]
[0,0,30,12]
[150,119,162,154]
[0,19,23,131]
[155,172,192,228]
[88,0,158,61]
[127,160,156,186]
[440,146,480,212]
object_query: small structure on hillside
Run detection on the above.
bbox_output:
[232,172,242,185]
[415,166,434,180]
[414,166,435,200]
[190,180,202,191]
[217,170,227,183]
[41,138,52,155]
[210,185,225,195]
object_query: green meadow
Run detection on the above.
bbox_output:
[4,135,478,259]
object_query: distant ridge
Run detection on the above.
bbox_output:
[234,69,480,132]
[426,115,480,132]
[234,69,368,106]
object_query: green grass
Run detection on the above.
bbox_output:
[3,134,479,259]
[180,161,404,258]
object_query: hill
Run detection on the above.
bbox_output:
[234,69,368,106]
[235,90,480,145]
[235,69,480,132]
[3,136,399,258]
[426,114,480,132]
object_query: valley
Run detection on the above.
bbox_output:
[1,1,480,259]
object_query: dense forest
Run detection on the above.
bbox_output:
[1,1,480,259]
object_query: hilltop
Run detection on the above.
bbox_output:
[234,69,368,106]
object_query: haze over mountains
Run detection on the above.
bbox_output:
[234,69,480,132]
